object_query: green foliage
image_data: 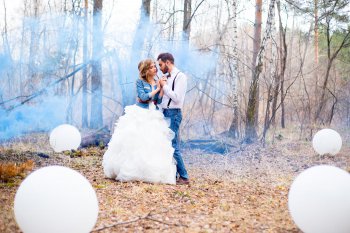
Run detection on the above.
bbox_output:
[291,0,350,81]
[289,0,349,27]
[318,26,350,80]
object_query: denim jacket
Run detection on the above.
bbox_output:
[135,79,162,109]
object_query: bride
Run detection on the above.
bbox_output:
[102,59,176,184]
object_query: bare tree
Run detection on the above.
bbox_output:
[244,0,263,142]
[90,0,103,129]
[314,0,319,97]
[132,0,151,54]
[227,0,240,138]
[252,0,262,128]
[261,0,288,141]
[182,0,191,44]
[2,0,13,98]
[278,1,288,130]
[121,0,152,107]
[82,0,89,128]
[272,0,287,126]
[261,4,277,142]
[28,0,40,89]
[284,0,350,134]
[244,0,276,142]
[313,0,350,124]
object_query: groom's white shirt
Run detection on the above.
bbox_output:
[160,66,187,110]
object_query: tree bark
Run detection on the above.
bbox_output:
[272,0,287,126]
[244,0,262,142]
[82,0,89,128]
[29,0,39,85]
[182,0,191,43]
[252,0,262,129]
[90,0,103,129]
[244,0,276,142]
[123,0,151,107]
[314,0,319,98]
[228,0,239,139]
[261,3,277,142]
[314,24,350,123]
[261,0,287,141]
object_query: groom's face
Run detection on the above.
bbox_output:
[157,59,169,74]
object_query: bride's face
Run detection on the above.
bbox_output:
[147,63,157,77]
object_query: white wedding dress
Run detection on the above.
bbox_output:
[102,103,176,184]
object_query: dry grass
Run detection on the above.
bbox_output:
[0,132,349,232]
[0,160,34,182]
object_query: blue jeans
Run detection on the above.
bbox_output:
[163,109,189,179]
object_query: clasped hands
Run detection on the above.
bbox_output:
[158,76,167,88]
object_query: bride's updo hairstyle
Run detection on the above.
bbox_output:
[138,59,155,83]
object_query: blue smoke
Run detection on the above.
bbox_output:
[0,2,220,141]
[0,97,67,141]
[0,53,12,72]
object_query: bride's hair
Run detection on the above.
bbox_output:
[138,59,155,83]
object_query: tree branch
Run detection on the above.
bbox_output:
[1,61,89,112]
[91,206,188,232]
[184,0,206,31]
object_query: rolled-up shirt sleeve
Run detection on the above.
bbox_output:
[163,73,187,104]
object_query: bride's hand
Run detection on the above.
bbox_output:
[156,80,161,90]
[159,78,166,87]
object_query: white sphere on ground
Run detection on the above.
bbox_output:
[49,124,81,152]
[312,128,342,155]
[14,166,99,233]
[288,165,350,233]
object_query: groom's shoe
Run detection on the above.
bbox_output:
[177,177,190,185]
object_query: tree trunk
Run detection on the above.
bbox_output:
[280,70,285,128]
[132,0,151,53]
[142,0,151,15]
[244,0,276,142]
[283,7,296,129]
[314,23,350,123]
[262,85,272,141]
[347,98,350,127]
[82,0,89,128]
[171,0,176,41]
[272,0,287,126]
[261,5,277,142]
[244,0,262,142]
[252,0,262,129]
[2,0,14,97]
[29,0,39,85]
[269,5,278,127]
[66,14,80,124]
[228,0,239,139]
[182,0,191,43]
[90,0,103,129]
[123,0,151,107]
[19,1,29,100]
[314,0,319,100]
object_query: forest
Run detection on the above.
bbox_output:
[1,0,349,232]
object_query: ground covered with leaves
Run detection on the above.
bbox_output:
[1,133,349,232]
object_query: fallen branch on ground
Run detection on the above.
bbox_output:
[91,205,188,232]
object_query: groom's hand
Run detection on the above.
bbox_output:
[160,77,167,87]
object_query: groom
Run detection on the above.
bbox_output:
[158,52,190,185]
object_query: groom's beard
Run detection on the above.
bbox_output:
[162,65,169,74]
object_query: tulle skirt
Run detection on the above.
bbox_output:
[102,104,176,184]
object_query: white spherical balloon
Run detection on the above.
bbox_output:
[14,166,99,233]
[49,124,81,152]
[312,128,342,155]
[288,165,350,233]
